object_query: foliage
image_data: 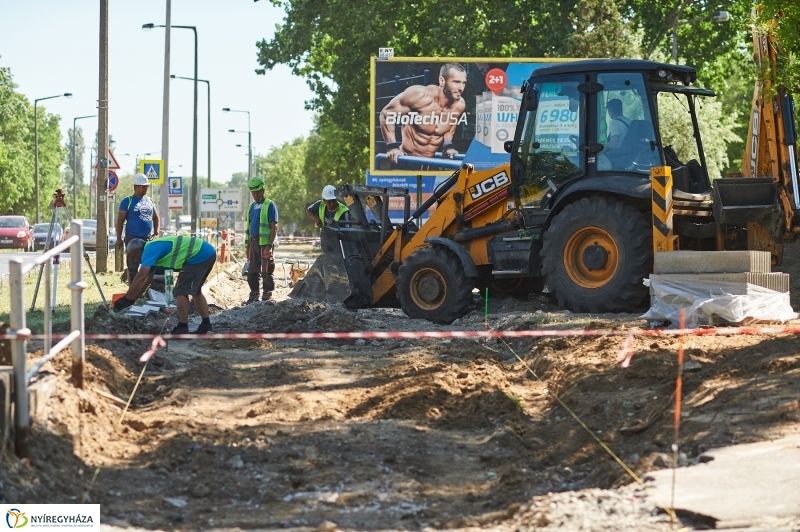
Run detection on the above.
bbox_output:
[255,137,309,230]
[755,0,800,95]
[657,92,739,181]
[0,64,65,219]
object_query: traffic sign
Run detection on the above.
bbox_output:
[139,159,164,185]
[168,176,183,195]
[200,188,243,212]
[168,195,183,210]
[94,149,121,170]
[107,170,119,192]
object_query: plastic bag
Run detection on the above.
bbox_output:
[642,277,797,328]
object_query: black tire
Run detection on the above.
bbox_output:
[540,195,652,313]
[396,246,474,324]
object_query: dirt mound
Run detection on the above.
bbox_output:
[213,299,364,333]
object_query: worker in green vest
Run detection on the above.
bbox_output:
[306,185,350,228]
[113,236,217,334]
[244,176,279,304]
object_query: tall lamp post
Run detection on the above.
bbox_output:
[672,10,730,63]
[71,114,96,214]
[34,93,72,223]
[222,108,251,180]
[172,75,211,186]
[143,22,199,233]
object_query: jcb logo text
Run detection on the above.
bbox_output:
[469,171,510,200]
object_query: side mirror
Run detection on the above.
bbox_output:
[523,88,539,111]
[503,141,514,153]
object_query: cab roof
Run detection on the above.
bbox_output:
[531,59,697,85]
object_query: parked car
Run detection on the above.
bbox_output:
[32,222,63,251]
[0,215,34,251]
[63,219,98,249]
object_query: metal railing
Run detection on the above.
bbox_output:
[9,220,86,458]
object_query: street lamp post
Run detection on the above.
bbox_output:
[71,114,96,214]
[34,93,72,223]
[143,22,199,233]
[172,75,211,186]
[672,10,730,64]
[223,108,251,180]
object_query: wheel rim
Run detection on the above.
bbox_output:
[563,227,619,288]
[409,267,447,310]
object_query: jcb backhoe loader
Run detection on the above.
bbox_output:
[291,57,798,324]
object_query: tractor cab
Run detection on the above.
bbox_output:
[509,60,715,217]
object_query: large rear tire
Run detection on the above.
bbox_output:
[397,246,474,324]
[540,195,652,313]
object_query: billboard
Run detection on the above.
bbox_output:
[370,57,572,176]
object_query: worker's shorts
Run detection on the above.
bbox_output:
[174,253,217,296]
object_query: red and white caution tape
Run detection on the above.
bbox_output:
[3,325,800,342]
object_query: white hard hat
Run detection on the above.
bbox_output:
[132,174,150,186]
[321,185,337,201]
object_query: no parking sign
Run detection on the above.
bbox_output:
[107,171,118,192]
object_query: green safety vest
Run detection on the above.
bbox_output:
[246,198,275,246]
[318,201,349,225]
[147,235,202,270]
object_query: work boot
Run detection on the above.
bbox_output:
[172,323,190,334]
[192,321,212,334]
[242,292,259,305]
[262,291,272,301]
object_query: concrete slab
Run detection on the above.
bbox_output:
[647,433,800,528]
[649,272,790,295]
[654,250,771,274]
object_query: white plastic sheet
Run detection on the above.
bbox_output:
[641,277,797,328]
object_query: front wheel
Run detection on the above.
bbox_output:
[396,246,474,324]
[540,195,652,313]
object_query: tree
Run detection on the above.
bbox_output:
[755,1,800,96]
[257,137,308,230]
[0,63,65,219]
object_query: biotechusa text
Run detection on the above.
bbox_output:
[383,112,468,126]
[30,513,95,524]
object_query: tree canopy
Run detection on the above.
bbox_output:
[0,63,64,219]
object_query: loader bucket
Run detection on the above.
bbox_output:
[712,177,779,225]
[289,226,374,308]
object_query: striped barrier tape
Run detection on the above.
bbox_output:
[3,325,800,341]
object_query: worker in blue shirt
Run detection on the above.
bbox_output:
[244,177,279,304]
[115,174,160,284]
[113,235,217,334]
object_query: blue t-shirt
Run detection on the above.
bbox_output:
[119,195,156,238]
[140,239,215,269]
[248,200,279,237]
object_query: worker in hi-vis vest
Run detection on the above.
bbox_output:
[306,185,350,228]
[244,177,279,304]
[113,236,217,334]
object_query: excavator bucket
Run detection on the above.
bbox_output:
[289,226,374,308]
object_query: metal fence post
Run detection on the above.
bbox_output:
[69,220,86,389]
[10,259,29,458]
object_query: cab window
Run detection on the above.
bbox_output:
[512,80,584,208]
[596,73,659,173]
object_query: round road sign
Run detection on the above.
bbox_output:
[107,170,119,192]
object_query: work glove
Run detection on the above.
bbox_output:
[113,296,135,312]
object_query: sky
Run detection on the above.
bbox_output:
[0,0,315,186]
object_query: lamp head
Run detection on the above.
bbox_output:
[228,129,235,133]
[170,74,176,78]
[142,23,155,31]
[711,10,730,22]
[222,108,231,112]
[64,93,73,98]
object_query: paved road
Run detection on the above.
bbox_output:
[0,251,39,280]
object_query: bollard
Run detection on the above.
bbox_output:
[10,259,29,458]
[69,220,86,389]
[220,230,228,264]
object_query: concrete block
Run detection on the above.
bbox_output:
[654,251,771,274]
[0,366,11,450]
[649,272,789,295]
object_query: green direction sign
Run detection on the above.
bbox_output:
[201,194,217,200]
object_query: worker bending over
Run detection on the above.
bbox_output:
[113,235,217,334]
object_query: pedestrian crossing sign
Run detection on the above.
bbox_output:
[139,159,164,184]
